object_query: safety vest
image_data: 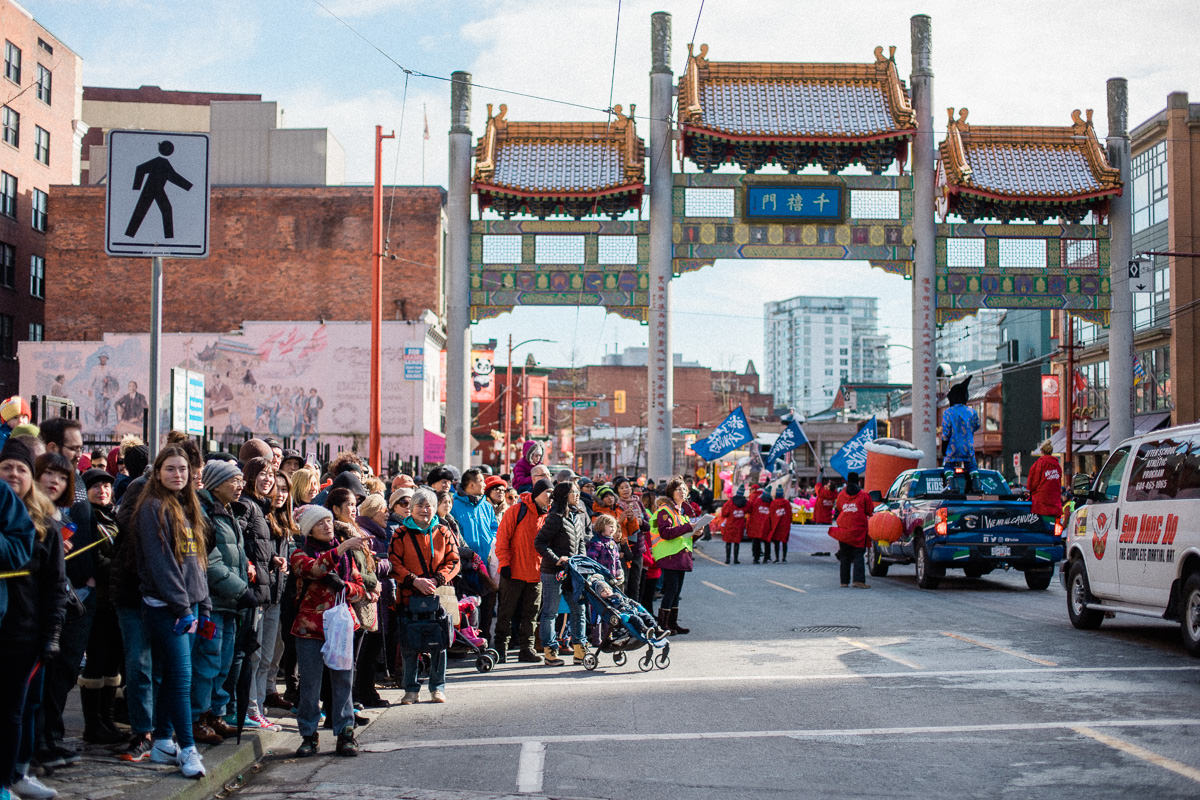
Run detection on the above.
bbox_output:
[649,505,692,561]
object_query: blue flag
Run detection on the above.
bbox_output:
[830,417,877,479]
[690,406,754,462]
[764,421,808,470]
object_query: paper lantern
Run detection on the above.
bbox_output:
[868,510,904,544]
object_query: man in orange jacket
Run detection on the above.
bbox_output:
[493,478,553,663]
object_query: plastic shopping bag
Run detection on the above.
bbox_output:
[320,600,355,671]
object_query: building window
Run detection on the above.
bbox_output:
[29,254,43,298]
[2,106,19,148]
[34,126,48,164]
[0,314,12,358]
[1134,345,1170,414]
[1,172,16,218]
[4,42,19,85]
[35,64,50,104]
[31,188,45,232]
[27,322,42,341]
[0,242,12,287]
[1132,141,1168,233]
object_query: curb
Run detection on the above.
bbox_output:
[124,728,291,800]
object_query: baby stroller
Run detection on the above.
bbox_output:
[565,555,671,671]
[454,595,500,672]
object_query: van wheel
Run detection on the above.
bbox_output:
[1067,560,1104,630]
[1180,573,1200,656]
[1024,567,1054,591]
[915,537,941,590]
[868,542,890,577]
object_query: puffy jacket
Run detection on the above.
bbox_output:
[512,440,542,494]
[199,489,250,614]
[494,493,545,583]
[534,505,588,574]
[719,498,748,543]
[388,515,460,608]
[450,489,498,561]
[290,539,365,641]
[768,497,792,543]
[0,519,67,647]
[0,481,36,625]
[832,487,874,548]
[1027,455,1064,517]
[234,493,276,606]
[586,534,623,581]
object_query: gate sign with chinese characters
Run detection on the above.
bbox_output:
[745,185,845,222]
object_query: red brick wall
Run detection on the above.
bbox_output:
[45,185,444,340]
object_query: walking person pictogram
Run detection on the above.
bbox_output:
[124,140,193,238]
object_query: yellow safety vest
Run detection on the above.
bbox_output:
[649,505,692,561]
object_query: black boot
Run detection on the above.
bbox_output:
[82,687,123,745]
[656,608,671,635]
[667,608,690,635]
[733,543,741,564]
[782,543,788,563]
[99,685,127,740]
[336,729,358,757]
[494,637,508,663]
[296,732,319,757]
[724,543,731,564]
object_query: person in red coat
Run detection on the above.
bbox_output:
[811,469,840,526]
[746,486,772,564]
[768,485,792,562]
[831,471,874,588]
[1027,441,1064,525]
[718,486,749,564]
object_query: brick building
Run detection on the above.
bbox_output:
[0,0,82,396]
[471,365,551,469]
[45,185,445,340]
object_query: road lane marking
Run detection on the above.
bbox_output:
[941,631,1058,666]
[516,740,546,793]
[445,664,1200,691]
[701,580,735,596]
[1072,725,1200,784]
[359,717,1200,752]
[837,636,923,670]
[694,549,726,566]
[765,578,806,593]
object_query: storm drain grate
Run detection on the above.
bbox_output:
[792,625,861,634]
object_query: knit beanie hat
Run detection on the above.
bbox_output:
[531,478,553,500]
[0,437,35,473]
[238,438,273,464]
[125,445,151,478]
[0,395,30,424]
[297,504,333,537]
[202,458,242,492]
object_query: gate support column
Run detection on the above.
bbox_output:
[648,11,674,479]
[1106,77,1134,447]
[446,71,472,468]
[910,15,937,466]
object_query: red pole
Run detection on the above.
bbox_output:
[504,334,514,476]
[1065,312,1075,480]
[370,125,394,474]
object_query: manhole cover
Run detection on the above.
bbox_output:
[792,625,861,634]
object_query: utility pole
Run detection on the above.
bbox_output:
[504,334,514,476]
[1065,312,1075,479]
[910,15,938,467]
[370,124,395,474]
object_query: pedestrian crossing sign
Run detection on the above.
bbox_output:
[105,129,210,258]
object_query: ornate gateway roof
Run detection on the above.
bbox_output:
[472,104,646,219]
[937,108,1122,222]
[677,44,916,174]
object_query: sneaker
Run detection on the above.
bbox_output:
[177,745,205,779]
[852,582,871,589]
[117,734,153,762]
[429,690,446,704]
[247,713,280,732]
[240,714,263,729]
[13,773,58,799]
[36,748,66,770]
[49,746,79,768]
[400,692,419,705]
[149,739,179,765]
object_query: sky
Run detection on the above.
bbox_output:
[31,0,1200,380]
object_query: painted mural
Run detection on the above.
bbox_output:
[19,321,442,456]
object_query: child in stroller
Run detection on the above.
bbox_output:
[454,595,500,672]
[565,555,671,671]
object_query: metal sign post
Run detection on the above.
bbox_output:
[149,256,163,458]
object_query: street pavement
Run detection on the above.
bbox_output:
[231,524,1200,800]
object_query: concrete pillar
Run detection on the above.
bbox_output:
[1166,91,1198,426]
[1106,78,1134,447]
[910,15,938,467]
[647,11,674,479]
[445,71,472,468]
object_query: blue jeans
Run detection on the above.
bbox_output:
[295,638,353,737]
[539,573,584,649]
[191,611,236,720]
[144,604,196,748]
[116,606,157,735]
[399,646,445,695]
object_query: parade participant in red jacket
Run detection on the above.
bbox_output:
[746,485,772,564]
[811,469,839,526]
[1027,441,1064,525]
[831,472,873,588]
[768,485,792,563]
[718,486,748,564]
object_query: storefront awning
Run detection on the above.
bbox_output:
[1052,411,1172,455]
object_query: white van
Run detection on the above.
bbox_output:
[1063,422,1200,655]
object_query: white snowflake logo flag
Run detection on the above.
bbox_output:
[830,417,878,478]
[690,406,754,462]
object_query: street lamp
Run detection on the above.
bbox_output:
[504,336,556,475]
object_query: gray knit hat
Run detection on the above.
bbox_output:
[297,504,334,537]
[202,459,242,491]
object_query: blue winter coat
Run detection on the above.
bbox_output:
[450,489,498,561]
[0,480,36,625]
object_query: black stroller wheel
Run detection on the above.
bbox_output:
[582,653,599,671]
[612,651,627,666]
[638,652,654,672]
[484,648,499,662]
[475,655,494,673]
[654,652,670,669]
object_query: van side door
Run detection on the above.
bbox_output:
[1081,446,1131,599]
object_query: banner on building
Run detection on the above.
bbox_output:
[764,420,808,470]
[1041,375,1060,422]
[690,406,754,462]
[830,417,877,479]
[470,349,496,403]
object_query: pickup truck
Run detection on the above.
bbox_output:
[867,467,1064,590]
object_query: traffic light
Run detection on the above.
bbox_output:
[614,390,626,414]
[515,404,523,425]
